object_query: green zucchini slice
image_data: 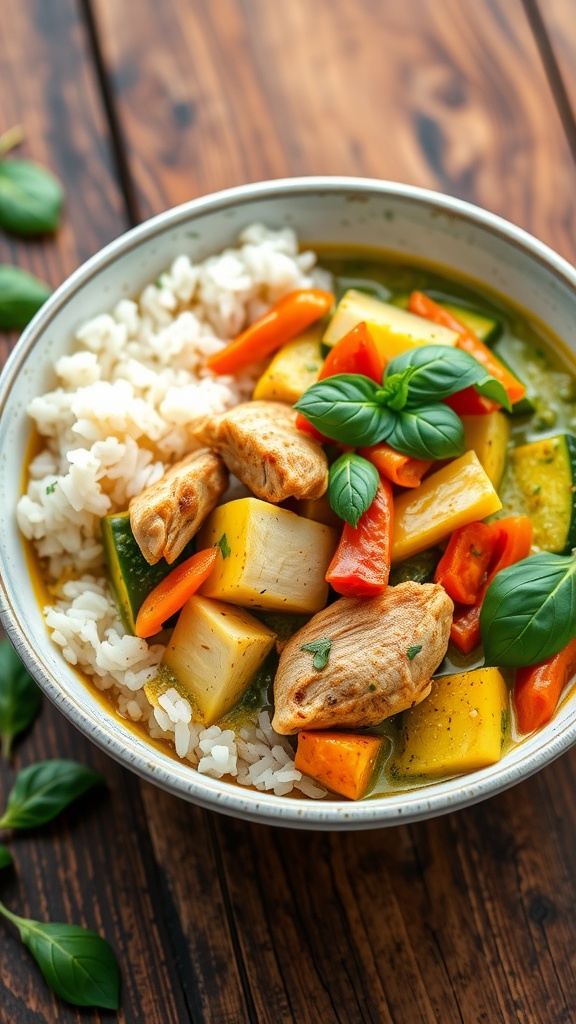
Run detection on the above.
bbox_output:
[390,293,501,343]
[507,434,576,553]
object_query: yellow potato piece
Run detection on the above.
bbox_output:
[397,667,508,778]
[197,497,338,614]
[461,412,510,489]
[392,450,502,562]
[322,289,459,357]
[163,595,276,726]
[252,325,323,403]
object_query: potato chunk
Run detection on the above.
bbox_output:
[197,497,338,614]
[252,325,323,403]
[396,667,508,778]
[163,595,276,725]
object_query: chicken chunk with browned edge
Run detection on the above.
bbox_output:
[272,582,453,734]
[193,400,328,503]
[130,448,228,565]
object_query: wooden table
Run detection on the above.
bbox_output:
[1,2,576,1021]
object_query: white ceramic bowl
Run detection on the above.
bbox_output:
[2,177,576,830]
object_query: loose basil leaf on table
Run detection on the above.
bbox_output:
[295,374,394,446]
[385,345,511,410]
[0,902,120,1009]
[0,760,103,830]
[480,553,576,667]
[0,159,64,235]
[0,845,13,869]
[0,265,51,329]
[328,452,379,527]
[0,639,42,759]
[385,403,465,460]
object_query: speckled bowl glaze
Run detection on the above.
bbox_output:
[1,177,576,829]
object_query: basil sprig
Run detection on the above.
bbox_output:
[295,344,510,459]
[0,640,42,758]
[0,760,103,830]
[0,902,120,1009]
[480,553,576,666]
[328,452,379,527]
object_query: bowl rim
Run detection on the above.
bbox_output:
[2,174,576,830]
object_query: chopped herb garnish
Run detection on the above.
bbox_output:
[45,481,57,495]
[215,534,231,559]
[406,645,422,661]
[300,638,333,671]
[304,363,320,372]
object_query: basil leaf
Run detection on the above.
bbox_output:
[0,760,103,830]
[0,640,42,759]
[0,902,119,1009]
[294,374,393,446]
[300,638,333,670]
[328,453,379,527]
[0,265,51,329]
[386,403,465,460]
[0,845,13,869]
[375,367,416,410]
[0,160,63,235]
[406,645,422,660]
[386,345,511,411]
[215,533,231,558]
[480,553,576,667]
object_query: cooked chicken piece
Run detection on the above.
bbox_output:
[272,582,453,734]
[130,449,228,565]
[193,401,328,503]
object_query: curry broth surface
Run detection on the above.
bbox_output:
[25,247,576,799]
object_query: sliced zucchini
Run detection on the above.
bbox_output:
[322,289,459,357]
[507,433,576,553]
[390,292,501,343]
[101,511,193,633]
[388,548,442,586]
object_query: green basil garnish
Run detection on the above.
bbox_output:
[0,265,51,329]
[300,638,333,671]
[480,553,576,666]
[0,760,103,830]
[385,403,465,460]
[0,845,13,869]
[328,452,379,527]
[0,640,42,759]
[386,345,511,411]
[0,902,120,1009]
[294,374,394,447]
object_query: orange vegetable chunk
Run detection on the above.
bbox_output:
[295,731,383,800]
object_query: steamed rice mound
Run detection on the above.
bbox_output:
[17,224,329,799]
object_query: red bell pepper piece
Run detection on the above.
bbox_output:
[326,478,394,597]
[434,521,499,605]
[450,516,533,653]
[407,291,526,409]
[319,322,386,383]
[514,636,576,734]
[358,442,431,489]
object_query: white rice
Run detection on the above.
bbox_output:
[18,224,329,799]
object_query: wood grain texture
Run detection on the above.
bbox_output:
[529,0,576,151]
[2,0,576,1022]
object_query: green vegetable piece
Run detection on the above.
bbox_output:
[0,902,119,1009]
[0,845,13,869]
[101,512,194,633]
[506,434,576,554]
[385,403,465,460]
[215,533,232,559]
[300,638,333,671]
[0,640,42,759]
[294,374,393,447]
[406,645,422,661]
[328,452,379,528]
[0,265,51,329]
[0,159,63,235]
[0,760,102,830]
[480,553,576,667]
[389,548,442,586]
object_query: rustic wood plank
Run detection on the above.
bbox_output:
[528,0,576,155]
[88,2,576,1023]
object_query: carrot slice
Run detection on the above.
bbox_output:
[206,289,333,375]
[326,478,394,597]
[295,731,383,799]
[514,636,576,734]
[434,521,499,605]
[408,291,526,407]
[134,548,219,638]
[358,442,431,488]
